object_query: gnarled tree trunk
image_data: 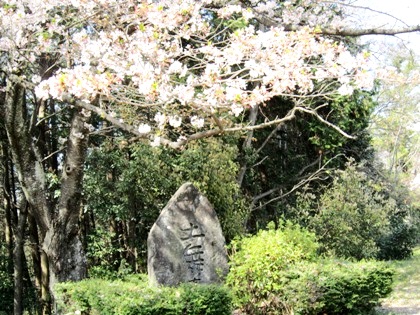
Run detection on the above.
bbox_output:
[42,109,89,288]
[4,81,89,312]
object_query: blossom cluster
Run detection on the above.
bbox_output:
[249,0,345,30]
[1,0,374,143]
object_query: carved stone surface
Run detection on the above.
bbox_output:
[147,182,229,286]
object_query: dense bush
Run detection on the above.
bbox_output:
[226,221,394,315]
[282,260,394,315]
[309,164,391,260]
[291,161,418,260]
[226,221,319,314]
[55,274,232,315]
[377,207,419,260]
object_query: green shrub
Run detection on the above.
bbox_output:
[226,221,395,315]
[226,221,319,314]
[283,260,394,315]
[180,284,233,315]
[292,161,418,261]
[309,164,391,260]
[377,206,419,260]
[55,274,232,315]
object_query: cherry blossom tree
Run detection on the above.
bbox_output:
[1,0,420,312]
[370,46,420,191]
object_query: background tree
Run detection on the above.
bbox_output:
[240,89,376,230]
[82,135,247,276]
[288,160,418,260]
[0,119,15,315]
[370,46,420,202]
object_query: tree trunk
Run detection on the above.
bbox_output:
[4,81,90,309]
[40,250,50,315]
[237,104,259,187]
[4,81,51,236]
[1,153,14,272]
[28,213,49,315]
[42,108,89,294]
[1,116,14,269]
[126,219,138,272]
[13,199,28,315]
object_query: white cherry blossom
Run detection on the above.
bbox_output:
[337,84,354,96]
[231,104,244,117]
[1,0,377,145]
[190,116,205,129]
[138,124,152,134]
[169,116,182,128]
[154,113,166,128]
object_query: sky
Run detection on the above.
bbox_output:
[351,0,420,56]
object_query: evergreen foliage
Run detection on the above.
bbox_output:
[226,221,394,315]
[83,136,248,273]
[292,161,419,260]
[243,90,376,230]
[284,260,394,315]
[55,275,232,315]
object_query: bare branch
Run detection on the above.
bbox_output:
[62,96,143,136]
[255,123,283,155]
[315,25,420,37]
[297,107,355,139]
[297,155,322,177]
[35,105,68,127]
[251,154,344,211]
[211,113,226,132]
[41,147,65,162]
[251,6,420,37]
[68,95,356,153]
[64,95,224,149]
[321,1,409,27]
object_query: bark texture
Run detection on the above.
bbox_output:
[13,200,28,315]
[4,81,89,309]
[43,110,89,286]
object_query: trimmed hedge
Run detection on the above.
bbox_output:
[55,274,232,315]
[226,221,395,315]
[282,260,394,315]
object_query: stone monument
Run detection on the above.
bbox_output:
[147,182,229,286]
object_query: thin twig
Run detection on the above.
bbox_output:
[251,154,344,211]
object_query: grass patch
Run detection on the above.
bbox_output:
[376,246,420,315]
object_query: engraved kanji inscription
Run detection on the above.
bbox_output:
[180,223,205,282]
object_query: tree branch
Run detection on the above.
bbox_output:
[297,107,355,139]
[321,1,410,27]
[4,82,51,234]
[251,9,420,37]
[66,95,300,149]
[251,154,344,211]
[315,25,420,37]
[68,96,356,153]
